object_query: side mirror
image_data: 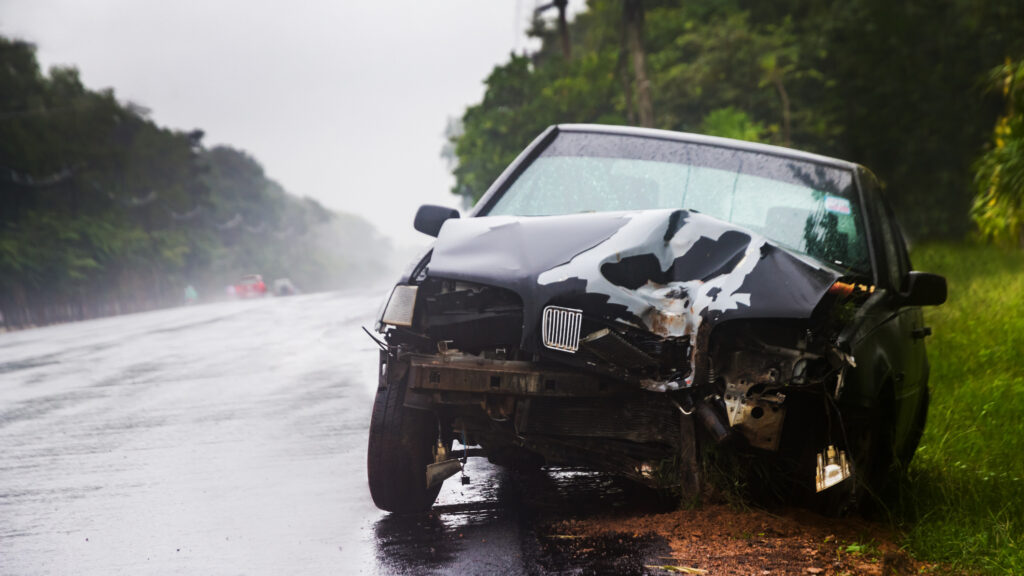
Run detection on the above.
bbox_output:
[414,204,460,237]
[902,271,947,306]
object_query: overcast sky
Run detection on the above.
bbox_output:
[0,0,584,247]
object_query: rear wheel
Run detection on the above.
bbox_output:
[367,362,441,513]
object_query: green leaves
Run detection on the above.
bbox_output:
[972,59,1024,247]
[449,5,817,204]
[698,107,766,143]
[450,0,1024,242]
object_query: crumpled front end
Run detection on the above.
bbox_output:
[378,209,871,490]
[420,209,844,388]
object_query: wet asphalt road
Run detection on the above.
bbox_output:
[0,291,671,575]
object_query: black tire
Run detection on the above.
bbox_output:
[796,387,895,517]
[899,384,929,468]
[840,384,898,516]
[807,412,880,517]
[367,364,442,513]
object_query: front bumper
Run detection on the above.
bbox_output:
[394,350,690,487]
[405,352,614,398]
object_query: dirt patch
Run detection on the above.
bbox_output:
[550,504,953,575]
[535,532,673,575]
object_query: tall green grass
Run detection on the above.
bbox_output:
[899,244,1024,573]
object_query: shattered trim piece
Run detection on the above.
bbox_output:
[815,445,851,492]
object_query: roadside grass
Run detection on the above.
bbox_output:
[898,243,1024,574]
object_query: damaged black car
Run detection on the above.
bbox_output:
[366,124,947,514]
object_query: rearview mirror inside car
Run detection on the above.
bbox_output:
[414,204,460,237]
[902,271,947,306]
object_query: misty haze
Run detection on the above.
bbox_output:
[3,1,1024,575]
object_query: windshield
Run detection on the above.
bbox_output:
[486,132,869,273]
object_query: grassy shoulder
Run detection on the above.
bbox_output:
[899,244,1024,574]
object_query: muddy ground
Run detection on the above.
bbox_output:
[550,501,945,576]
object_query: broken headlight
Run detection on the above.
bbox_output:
[381,285,418,327]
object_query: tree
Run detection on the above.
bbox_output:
[0,36,392,328]
[536,0,572,60]
[448,0,1024,242]
[623,0,653,127]
[972,59,1024,247]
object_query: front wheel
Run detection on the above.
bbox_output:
[817,386,898,517]
[367,360,441,513]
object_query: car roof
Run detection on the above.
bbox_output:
[557,124,862,172]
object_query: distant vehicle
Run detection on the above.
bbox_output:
[233,274,267,298]
[368,124,947,515]
[273,278,299,296]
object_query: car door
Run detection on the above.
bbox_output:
[879,199,930,454]
[859,172,928,455]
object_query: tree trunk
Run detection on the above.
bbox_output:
[556,0,571,60]
[617,19,636,124]
[624,0,653,127]
[772,76,792,146]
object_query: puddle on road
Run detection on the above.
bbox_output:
[372,460,674,575]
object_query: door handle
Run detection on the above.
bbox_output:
[911,326,932,340]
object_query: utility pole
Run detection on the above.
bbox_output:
[535,0,571,60]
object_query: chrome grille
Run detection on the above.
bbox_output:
[541,306,583,353]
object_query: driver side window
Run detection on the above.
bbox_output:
[884,201,912,290]
[870,188,905,290]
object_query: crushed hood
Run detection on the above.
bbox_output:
[427,209,842,354]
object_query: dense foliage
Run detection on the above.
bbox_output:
[973,59,1024,246]
[450,0,1024,241]
[0,37,390,328]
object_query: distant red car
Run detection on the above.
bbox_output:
[233,274,267,298]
